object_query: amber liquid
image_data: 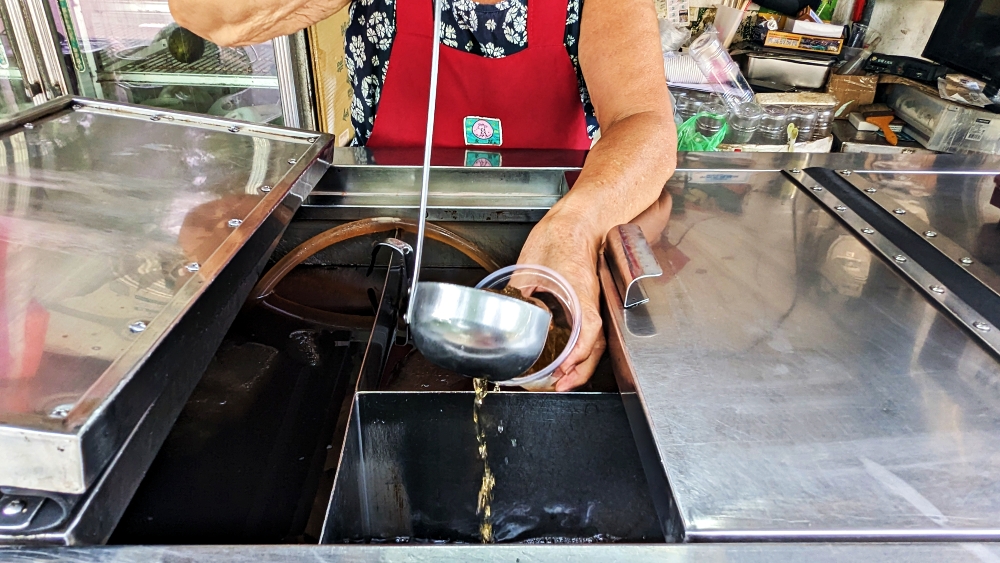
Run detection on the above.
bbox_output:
[473,377,497,543]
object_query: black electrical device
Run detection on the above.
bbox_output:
[864,53,949,83]
[923,0,1000,96]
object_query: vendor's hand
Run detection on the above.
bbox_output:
[514,211,606,392]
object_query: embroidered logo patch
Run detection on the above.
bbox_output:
[465,150,502,167]
[464,116,502,146]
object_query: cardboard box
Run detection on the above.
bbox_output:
[764,30,843,55]
[754,92,838,106]
[826,73,878,119]
[308,6,354,146]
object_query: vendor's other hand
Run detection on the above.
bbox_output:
[514,211,605,392]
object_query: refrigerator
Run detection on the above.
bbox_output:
[0,0,316,128]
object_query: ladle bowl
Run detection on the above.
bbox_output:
[409,282,551,381]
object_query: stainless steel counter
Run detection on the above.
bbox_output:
[6,542,1000,562]
[5,140,1000,557]
[0,97,332,544]
[604,152,1000,541]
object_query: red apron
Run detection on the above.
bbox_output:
[366,0,592,150]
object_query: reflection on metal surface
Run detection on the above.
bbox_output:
[851,171,1000,282]
[603,164,1000,541]
[790,168,1000,361]
[0,495,42,531]
[304,165,570,220]
[606,225,663,309]
[0,97,330,495]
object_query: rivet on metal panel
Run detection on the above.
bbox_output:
[925,231,938,238]
[810,186,824,192]
[865,187,877,193]
[150,115,161,121]
[834,205,847,212]
[840,170,853,176]
[227,218,243,228]
[129,321,148,333]
[228,126,241,133]
[308,137,319,143]
[961,257,975,266]
[260,186,272,193]
[288,158,298,165]
[2,500,25,516]
[973,321,992,332]
[861,228,875,235]
[893,255,908,263]
[49,404,72,419]
[893,208,907,215]
[930,285,946,294]
[184,262,200,273]
[23,123,33,129]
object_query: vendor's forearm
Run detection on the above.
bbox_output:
[168,0,348,46]
[548,111,677,251]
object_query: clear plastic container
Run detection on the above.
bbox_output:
[475,265,582,390]
[725,101,763,144]
[788,106,818,142]
[813,107,835,140]
[886,84,1000,155]
[696,102,729,137]
[758,105,789,143]
[675,94,705,123]
[689,25,756,114]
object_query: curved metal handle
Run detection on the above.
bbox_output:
[606,224,663,308]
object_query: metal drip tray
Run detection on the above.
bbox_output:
[322,392,670,544]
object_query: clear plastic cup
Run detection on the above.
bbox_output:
[696,101,729,137]
[475,265,582,390]
[788,106,818,142]
[725,101,763,144]
[813,107,835,140]
[675,94,704,123]
[759,105,789,143]
[688,26,755,114]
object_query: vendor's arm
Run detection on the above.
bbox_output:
[517,0,675,390]
[168,0,349,46]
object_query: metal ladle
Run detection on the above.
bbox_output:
[405,0,551,381]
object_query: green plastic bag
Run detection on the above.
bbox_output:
[677,112,729,152]
[816,0,837,22]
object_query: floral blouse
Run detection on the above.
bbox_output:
[344,0,599,145]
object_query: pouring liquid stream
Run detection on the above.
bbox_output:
[473,377,500,543]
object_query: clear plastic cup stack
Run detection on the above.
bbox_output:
[788,106,818,143]
[725,101,763,144]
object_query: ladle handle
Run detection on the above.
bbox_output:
[606,224,663,308]
[405,0,445,322]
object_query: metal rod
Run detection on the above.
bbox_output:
[405,0,444,321]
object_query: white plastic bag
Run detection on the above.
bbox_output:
[658,18,691,54]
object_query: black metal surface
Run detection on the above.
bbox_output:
[323,392,666,544]
[107,266,379,544]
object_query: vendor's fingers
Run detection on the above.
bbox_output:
[561,305,603,366]
[556,334,606,391]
